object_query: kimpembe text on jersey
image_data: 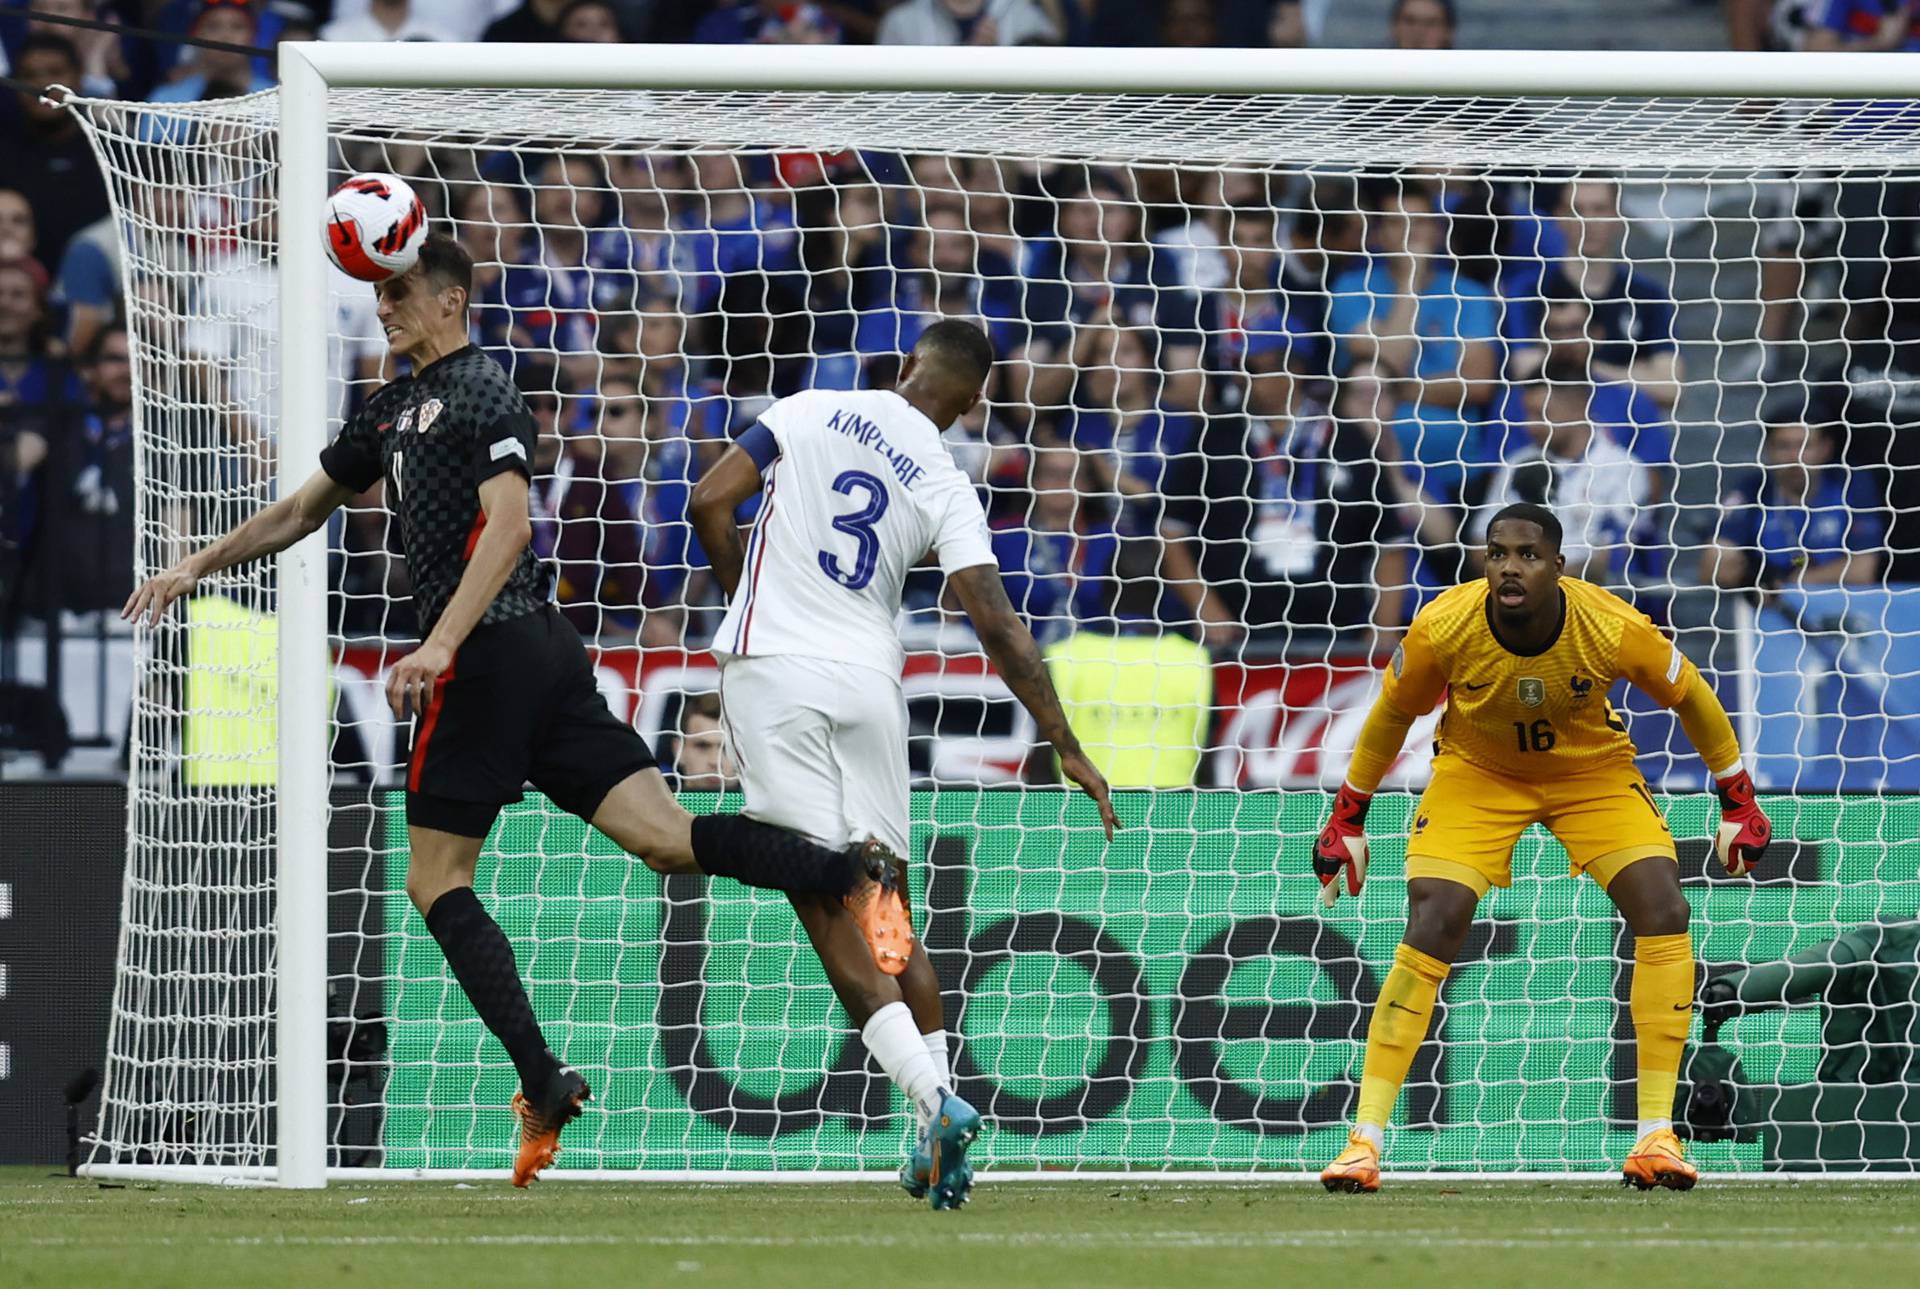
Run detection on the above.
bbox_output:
[826,407,928,488]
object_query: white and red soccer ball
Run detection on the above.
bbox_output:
[323,172,428,282]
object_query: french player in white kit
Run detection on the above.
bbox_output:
[690,320,1118,1210]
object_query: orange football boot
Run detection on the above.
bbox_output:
[1622,1127,1698,1191]
[1320,1132,1382,1194]
[843,839,913,976]
[511,1067,590,1188]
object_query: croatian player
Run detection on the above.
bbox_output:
[689,320,1119,1210]
[123,233,912,1187]
[1313,503,1771,1192]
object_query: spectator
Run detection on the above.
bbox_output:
[1198,338,1411,656]
[1160,0,1218,47]
[54,215,119,356]
[1211,203,1318,380]
[148,1,275,103]
[1026,171,1206,413]
[1726,0,1826,49]
[320,0,460,41]
[325,0,516,43]
[484,0,570,41]
[551,379,697,639]
[0,255,86,603]
[602,152,705,313]
[991,445,1121,644]
[1066,325,1231,641]
[557,0,625,41]
[694,0,843,42]
[943,396,1024,497]
[1507,175,1682,412]
[1469,364,1649,584]
[853,206,1023,369]
[1268,0,1309,46]
[0,190,35,270]
[7,1,137,99]
[1390,0,1455,49]
[0,36,112,274]
[61,323,134,613]
[676,151,801,318]
[1328,181,1501,418]
[669,692,737,792]
[1806,0,1920,51]
[1706,414,1886,591]
[877,0,1059,46]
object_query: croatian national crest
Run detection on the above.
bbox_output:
[416,397,444,435]
[1517,677,1546,708]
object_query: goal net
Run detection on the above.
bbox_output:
[68,47,1920,1182]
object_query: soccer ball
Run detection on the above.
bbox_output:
[323,172,428,282]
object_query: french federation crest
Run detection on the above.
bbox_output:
[416,398,444,435]
[1517,677,1546,708]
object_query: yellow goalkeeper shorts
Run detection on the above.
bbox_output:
[1403,755,1677,897]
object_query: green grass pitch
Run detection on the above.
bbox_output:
[5,1167,1917,1289]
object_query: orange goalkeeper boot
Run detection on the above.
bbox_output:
[843,838,913,977]
[1320,1132,1382,1194]
[1622,1127,1698,1191]
[511,1066,590,1188]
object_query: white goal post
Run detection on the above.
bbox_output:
[69,42,1920,1188]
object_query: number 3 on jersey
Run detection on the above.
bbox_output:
[817,469,889,591]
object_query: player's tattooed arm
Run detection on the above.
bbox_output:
[688,445,765,599]
[950,563,1120,839]
[123,468,354,624]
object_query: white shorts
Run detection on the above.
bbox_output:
[717,653,911,857]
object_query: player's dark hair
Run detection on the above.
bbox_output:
[416,232,473,299]
[1486,502,1564,553]
[913,319,995,391]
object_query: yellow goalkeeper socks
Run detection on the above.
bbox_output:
[1354,943,1450,1132]
[1630,931,1695,1130]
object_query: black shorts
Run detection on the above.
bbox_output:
[405,605,657,837]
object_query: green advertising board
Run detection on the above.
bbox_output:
[379,791,1920,1173]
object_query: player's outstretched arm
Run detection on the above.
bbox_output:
[948,563,1120,840]
[121,468,354,625]
[385,470,530,719]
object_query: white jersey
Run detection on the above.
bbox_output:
[714,388,997,677]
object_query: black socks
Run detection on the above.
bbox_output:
[423,887,560,1094]
[689,814,860,896]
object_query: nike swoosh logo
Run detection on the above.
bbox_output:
[1462,681,1492,691]
[1672,1002,1692,1011]
[1386,1001,1422,1014]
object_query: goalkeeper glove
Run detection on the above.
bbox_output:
[1314,782,1372,908]
[1713,769,1770,877]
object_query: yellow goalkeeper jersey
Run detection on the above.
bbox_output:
[1382,578,1698,782]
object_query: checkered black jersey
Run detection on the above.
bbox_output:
[320,345,547,634]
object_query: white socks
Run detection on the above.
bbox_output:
[1638,1117,1673,1139]
[1354,1122,1384,1151]
[861,1002,945,1124]
[918,1030,952,1132]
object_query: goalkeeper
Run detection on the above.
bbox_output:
[1313,503,1770,1192]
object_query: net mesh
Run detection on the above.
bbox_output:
[69,83,1920,1178]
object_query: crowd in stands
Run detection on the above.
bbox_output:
[0,0,1907,708]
